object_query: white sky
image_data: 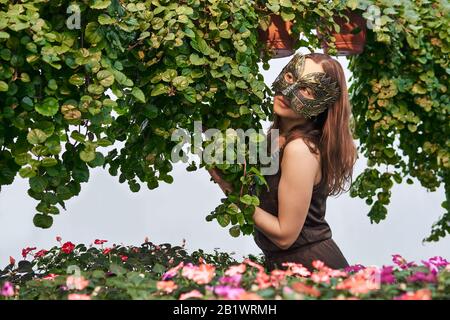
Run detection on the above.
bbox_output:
[0,50,448,267]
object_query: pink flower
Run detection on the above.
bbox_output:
[1,282,15,297]
[310,260,347,283]
[236,292,263,300]
[395,289,432,300]
[254,271,271,289]
[310,271,330,284]
[34,249,48,258]
[56,236,62,243]
[218,274,242,287]
[68,293,91,300]
[212,285,246,299]
[269,269,289,288]
[282,262,311,277]
[120,255,128,262]
[162,261,184,280]
[9,256,15,266]
[66,276,89,291]
[94,239,108,245]
[43,274,58,281]
[336,267,380,295]
[312,260,325,270]
[291,281,321,297]
[181,263,216,285]
[61,242,75,254]
[179,289,203,300]
[157,280,178,294]
[102,248,112,255]
[224,263,246,277]
[392,254,416,269]
[22,247,37,258]
[243,259,265,273]
[421,256,449,275]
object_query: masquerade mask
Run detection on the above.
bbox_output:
[271,53,340,119]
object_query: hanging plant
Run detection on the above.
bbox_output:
[257,13,296,58]
[0,0,448,243]
[317,9,367,56]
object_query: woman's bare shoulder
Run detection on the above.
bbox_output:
[281,137,321,169]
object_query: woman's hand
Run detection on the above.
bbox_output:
[207,167,234,195]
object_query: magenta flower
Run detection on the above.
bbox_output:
[407,271,437,283]
[379,266,396,284]
[421,256,449,275]
[1,282,14,297]
[344,264,365,273]
[392,254,416,269]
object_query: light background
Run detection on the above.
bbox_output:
[1,50,448,267]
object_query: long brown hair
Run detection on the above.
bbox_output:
[268,52,357,197]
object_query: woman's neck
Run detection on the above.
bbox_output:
[278,116,309,136]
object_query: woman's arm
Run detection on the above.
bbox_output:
[252,138,320,250]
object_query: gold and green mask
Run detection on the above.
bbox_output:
[271,53,340,119]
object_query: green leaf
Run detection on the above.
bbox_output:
[240,194,260,206]
[189,53,206,65]
[280,0,293,8]
[73,164,90,183]
[217,214,231,227]
[35,98,59,117]
[151,83,168,96]
[80,150,96,162]
[132,87,146,103]
[69,74,85,86]
[0,81,8,92]
[172,76,189,91]
[41,157,58,167]
[33,214,53,229]
[229,225,241,237]
[98,14,116,25]
[27,129,48,144]
[19,167,36,178]
[29,176,48,193]
[85,22,103,44]
[90,0,111,9]
[0,31,9,39]
[176,6,194,15]
[97,70,115,87]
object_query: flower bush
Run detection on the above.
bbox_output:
[1,238,449,300]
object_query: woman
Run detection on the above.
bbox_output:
[209,52,357,272]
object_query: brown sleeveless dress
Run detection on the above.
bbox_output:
[251,138,349,272]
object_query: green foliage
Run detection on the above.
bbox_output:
[0,0,448,241]
[346,0,450,242]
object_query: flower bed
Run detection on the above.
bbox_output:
[1,238,449,300]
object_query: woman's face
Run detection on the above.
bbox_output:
[273,57,325,120]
